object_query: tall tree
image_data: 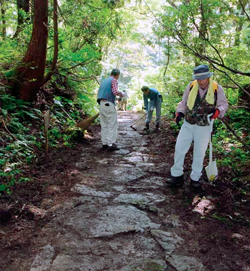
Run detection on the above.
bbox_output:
[13,0,30,39]
[0,0,6,39]
[13,0,48,101]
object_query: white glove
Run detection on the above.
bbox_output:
[149,107,154,112]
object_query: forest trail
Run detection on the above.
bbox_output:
[1,111,249,271]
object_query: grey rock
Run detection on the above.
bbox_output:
[89,205,161,237]
[63,205,160,238]
[71,184,113,198]
[113,193,165,208]
[50,254,109,271]
[151,230,184,255]
[166,255,205,271]
[30,244,55,271]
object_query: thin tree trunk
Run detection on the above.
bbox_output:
[14,0,48,101]
[42,0,58,86]
[0,0,6,39]
[13,0,30,39]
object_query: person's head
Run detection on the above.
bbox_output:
[141,86,150,95]
[111,68,120,79]
[193,64,213,89]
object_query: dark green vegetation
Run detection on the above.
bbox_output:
[0,0,249,194]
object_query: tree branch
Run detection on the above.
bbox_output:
[239,0,250,21]
[220,118,250,151]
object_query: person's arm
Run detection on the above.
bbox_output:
[144,94,148,111]
[111,78,123,97]
[176,84,191,114]
[215,85,228,118]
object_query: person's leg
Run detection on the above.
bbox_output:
[99,102,109,146]
[190,125,210,181]
[155,98,162,127]
[106,103,118,146]
[171,121,194,177]
[146,110,153,125]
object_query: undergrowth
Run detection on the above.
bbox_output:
[0,94,98,193]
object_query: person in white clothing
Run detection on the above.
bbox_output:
[97,69,124,151]
[120,90,128,111]
[166,64,228,189]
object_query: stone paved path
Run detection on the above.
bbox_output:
[28,111,205,271]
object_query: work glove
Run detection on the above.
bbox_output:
[175,112,184,125]
[211,109,220,119]
[149,107,154,112]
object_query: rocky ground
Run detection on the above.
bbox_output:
[0,111,249,271]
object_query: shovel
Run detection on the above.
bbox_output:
[205,116,218,182]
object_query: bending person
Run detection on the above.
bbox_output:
[141,86,162,131]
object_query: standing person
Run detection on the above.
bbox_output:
[121,90,128,111]
[97,68,124,151]
[166,64,228,189]
[141,86,162,131]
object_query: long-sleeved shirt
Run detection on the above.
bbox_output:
[177,82,228,118]
[111,78,123,97]
[143,88,160,111]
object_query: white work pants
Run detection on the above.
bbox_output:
[99,101,118,146]
[171,120,210,181]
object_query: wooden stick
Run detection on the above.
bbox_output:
[220,118,250,151]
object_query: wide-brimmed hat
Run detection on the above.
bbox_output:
[193,64,213,80]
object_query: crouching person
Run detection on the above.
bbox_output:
[166,64,228,189]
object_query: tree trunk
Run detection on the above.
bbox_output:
[13,0,30,39]
[0,0,6,39]
[41,0,58,86]
[14,0,48,101]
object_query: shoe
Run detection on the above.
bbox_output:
[166,175,184,185]
[107,144,120,151]
[102,145,108,150]
[190,179,202,189]
[144,123,150,130]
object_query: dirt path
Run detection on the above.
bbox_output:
[1,111,249,271]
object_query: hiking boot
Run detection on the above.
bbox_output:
[166,175,184,185]
[190,179,202,189]
[107,144,120,151]
[144,123,149,130]
[102,145,108,150]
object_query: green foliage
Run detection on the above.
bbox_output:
[0,94,98,193]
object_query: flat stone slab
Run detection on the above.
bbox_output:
[166,255,205,271]
[30,244,55,271]
[71,184,113,198]
[30,231,165,271]
[90,205,161,237]
[113,193,166,206]
[151,229,184,256]
[63,205,161,238]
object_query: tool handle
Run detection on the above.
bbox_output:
[209,119,214,164]
[130,112,147,127]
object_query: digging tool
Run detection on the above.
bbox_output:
[205,115,218,182]
[130,112,147,131]
[76,113,99,131]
